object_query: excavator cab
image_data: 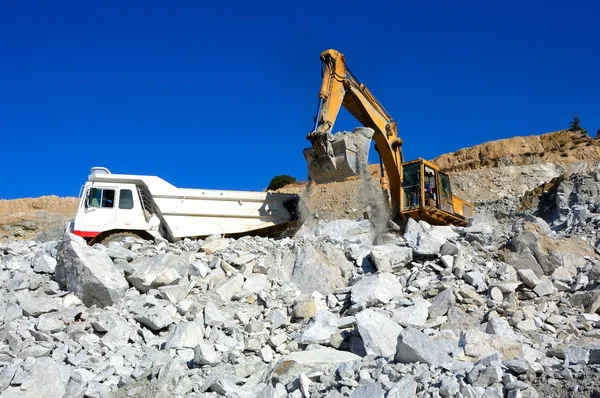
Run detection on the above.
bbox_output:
[400,159,473,226]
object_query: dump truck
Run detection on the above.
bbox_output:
[304,49,474,226]
[68,167,303,245]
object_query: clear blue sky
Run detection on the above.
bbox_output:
[2,1,599,199]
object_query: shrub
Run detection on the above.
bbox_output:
[267,175,297,191]
[569,114,587,134]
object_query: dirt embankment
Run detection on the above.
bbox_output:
[432,129,600,173]
[0,196,78,242]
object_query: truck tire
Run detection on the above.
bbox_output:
[101,232,141,246]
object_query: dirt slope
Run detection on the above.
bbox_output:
[432,129,600,172]
[0,196,78,242]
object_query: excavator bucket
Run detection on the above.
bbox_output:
[303,127,374,184]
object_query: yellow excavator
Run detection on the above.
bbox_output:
[304,49,473,226]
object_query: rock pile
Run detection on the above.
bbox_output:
[2,213,600,397]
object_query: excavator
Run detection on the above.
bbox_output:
[304,49,473,226]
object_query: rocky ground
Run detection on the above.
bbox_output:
[3,128,600,397]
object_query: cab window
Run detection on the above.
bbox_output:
[87,188,115,208]
[439,172,452,201]
[119,189,134,209]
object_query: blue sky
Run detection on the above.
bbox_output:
[2,1,599,199]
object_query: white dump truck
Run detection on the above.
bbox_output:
[68,167,304,245]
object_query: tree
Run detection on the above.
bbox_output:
[569,114,586,133]
[267,174,297,191]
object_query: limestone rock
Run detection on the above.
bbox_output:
[56,234,129,308]
[356,309,403,358]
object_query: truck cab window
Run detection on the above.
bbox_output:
[119,189,134,209]
[86,188,115,208]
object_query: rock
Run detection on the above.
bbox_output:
[349,381,385,398]
[158,283,191,304]
[15,290,60,317]
[296,311,339,345]
[516,318,537,332]
[134,304,177,331]
[232,253,256,267]
[472,365,503,388]
[369,245,412,272]
[533,280,556,297]
[32,251,57,273]
[106,244,135,261]
[356,309,403,358]
[393,298,431,327]
[194,341,221,366]
[428,288,455,319]
[464,271,486,290]
[291,239,355,295]
[293,292,327,319]
[56,234,129,308]
[440,376,460,397]
[565,345,589,365]
[486,318,519,340]
[20,357,66,398]
[244,273,269,294]
[127,253,188,293]
[395,328,452,367]
[201,238,230,254]
[351,273,402,307]
[164,321,204,349]
[204,301,227,327]
[386,376,418,398]
[489,287,503,302]
[271,348,360,385]
[517,269,540,288]
[215,274,244,302]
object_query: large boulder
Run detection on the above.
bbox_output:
[395,328,452,367]
[127,253,188,293]
[56,234,129,308]
[291,239,354,295]
[356,309,403,359]
[351,273,402,307]
[20,357,67,398]
[369,245,412,272]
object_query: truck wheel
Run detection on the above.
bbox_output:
[101,232,141,246]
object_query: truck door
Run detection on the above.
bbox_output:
[81,186,118,227]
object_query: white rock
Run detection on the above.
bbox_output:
[127,253,188,293]
[56,234,129,308]
[201,238,230,254]
[215,274,244,302]
[517,269,541,289]
[271,347,360,385]
[296,311,339,344]
[369,245,412,272]
[32,251,57,273]
[164,321,204,349]
[351,273,402,306]
[194,341,221,366]
[204,301,227,327]
[356,309,403,358]
[393,297,431,327]
[395,328,452,367]
[244,273,269,294]
[533,280,556,297]
[20,357,66,398]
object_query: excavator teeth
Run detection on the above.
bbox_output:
[304,128,374,184]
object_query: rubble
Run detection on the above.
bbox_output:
[3,195,600,398]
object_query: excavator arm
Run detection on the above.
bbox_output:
[304,49,404,216]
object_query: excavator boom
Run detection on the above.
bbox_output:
[304,49,473,226]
